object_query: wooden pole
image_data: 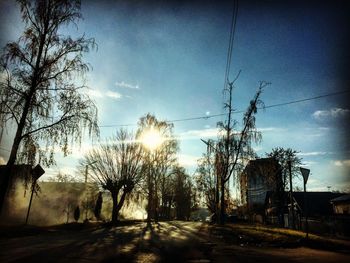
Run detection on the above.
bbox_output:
[25,181,36,225]
[288,160,295,229]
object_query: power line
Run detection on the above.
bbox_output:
[99,89,350,128]
[223,0,239,93]
[0,90,348,153]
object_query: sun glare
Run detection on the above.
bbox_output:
[141,128,163,150]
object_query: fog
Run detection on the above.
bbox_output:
[1,179,146,226]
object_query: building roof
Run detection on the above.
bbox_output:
[292,192,344,216]
[265,191,346,216]
[330,194,350,203]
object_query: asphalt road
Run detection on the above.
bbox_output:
[0,221,349,262]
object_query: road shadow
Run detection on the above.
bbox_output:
[101,221,210,262]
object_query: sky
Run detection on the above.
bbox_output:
[0,0,349,193]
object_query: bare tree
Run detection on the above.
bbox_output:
[216,79,269,224]
[0,0,99,214]
[136,113,178,221]
[195,151,217,214]
[173,166,196,220]
[266,147,302,191]
[84,129,144,225]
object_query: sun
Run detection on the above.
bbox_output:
[141,128,163,150]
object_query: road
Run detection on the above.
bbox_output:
[0,221,349,262]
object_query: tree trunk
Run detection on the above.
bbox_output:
[147,169,153,222]
[0,26,48,215]
[220,176,225,225]
[0,91,35,215]
[111,190,128,225]
[111,191,119,224]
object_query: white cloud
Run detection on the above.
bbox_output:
[69,143,97,159]
[178,128,222,140]
[177,126,283,141]
[86,88,122,100]
[298,151,329,156]
[302,161,318,167]
[106,91,122,99]
[86,89,103,98]
[253,146,263,152]
[312,108,350,120]
[257,127,286,132]
[178,154,199,168]
[115,81,139,90]
[333,159,350,167]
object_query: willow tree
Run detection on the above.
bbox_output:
[0,0,98,214]
[216,80,269,224]
[84,129,144,224]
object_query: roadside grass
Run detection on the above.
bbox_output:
[208,223,350,252]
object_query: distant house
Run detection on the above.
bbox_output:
[240,158,282,222]
[293,192,344,217]
[266,191,345,230]
[330,194,350,214]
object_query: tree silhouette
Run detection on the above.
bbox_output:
[74,206,80,222]
[265,147,302,191]
[216,80,268,224]
[195,149,217,214]
[0,0,99,214]
[136,114,178,221]
[94,191,103,220]
[173,166,195,220]
[84,129,144,225]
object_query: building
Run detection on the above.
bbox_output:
[330,194,350,214]
[265,191,349,235]
[240,158,282,222]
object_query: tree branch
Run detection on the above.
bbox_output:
[21,114,75,139]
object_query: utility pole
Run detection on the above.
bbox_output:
[85,165,88,221]
[288,160,295,229]
[84,161,97,222]
[25,164,45,225]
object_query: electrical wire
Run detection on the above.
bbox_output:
[1,90,348,151]
[99,89,350,127]
[223,0,239,93]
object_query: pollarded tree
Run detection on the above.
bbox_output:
[0,0,98,214]
[84,129,144,225]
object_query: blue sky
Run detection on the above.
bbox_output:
[0,0,349,193]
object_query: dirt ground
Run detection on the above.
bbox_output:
[0,221,349,262]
